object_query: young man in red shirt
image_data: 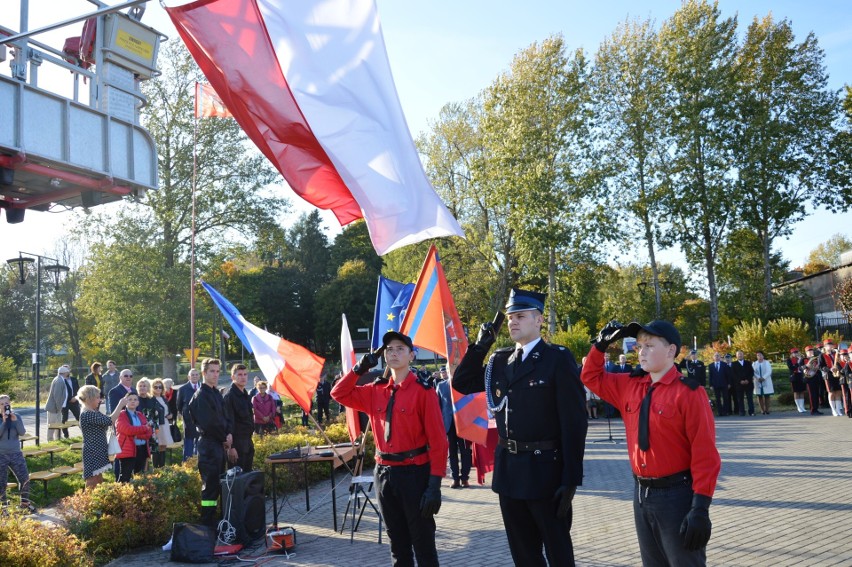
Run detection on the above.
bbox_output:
[332,331,447,567]
[582,320,721,566]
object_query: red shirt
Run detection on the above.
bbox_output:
[581,348,721,497]
[332,370,448,477]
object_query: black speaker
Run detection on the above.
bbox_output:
[170,523,215,563]
[221,470,265,544]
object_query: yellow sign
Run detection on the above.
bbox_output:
[183,348,200,362]
[115,29,153,60]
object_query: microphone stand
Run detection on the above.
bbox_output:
[593,410,623,444]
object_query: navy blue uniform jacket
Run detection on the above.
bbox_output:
[452,340,587,500]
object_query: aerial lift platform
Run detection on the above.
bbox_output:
[0,0,162,222]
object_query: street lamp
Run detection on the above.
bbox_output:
[637,279,672,319]
[6,252,69,445]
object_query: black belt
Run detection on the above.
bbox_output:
[634,470,691,489]
[377,445,428,462]
[498,437,558,454]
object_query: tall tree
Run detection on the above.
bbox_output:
[733,15,842,316]
[716,228,790,323]
[657,0,739,340]
[593,17,670,318]
[481,36,600,334]
[76,41,287,375]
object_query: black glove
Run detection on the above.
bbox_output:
[353,351,380,375]
[476,322,497,351]
[592,320,626,352]
[552,485,576,520]
[679,494,712,551]
[420,475,442,518]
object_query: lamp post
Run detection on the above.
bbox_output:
[6,252,69,445]
[637,279,672,319]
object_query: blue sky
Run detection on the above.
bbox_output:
[1,0,850,270]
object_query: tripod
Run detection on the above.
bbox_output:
[592,406,624,444]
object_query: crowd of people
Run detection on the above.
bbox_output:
[5,289,849,566]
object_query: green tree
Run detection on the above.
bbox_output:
[481,36,601,334]
[314,259,377,355]
[657,0,739,340]
[806,233,852,268]
[329,220,384,277]
[77,42,287,374]
[0,268,34,366]
[716,229,790,323]
[733,15,842,315]
[593,17,671,318]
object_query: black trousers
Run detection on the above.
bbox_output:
[375,463,438,567]
[447,422,471,481]
[228,436,254,472]
[197,437,225,522]
[61,404,81,438]
[499,493,575,567]
[316,401,331,423]
[118,444,148,482]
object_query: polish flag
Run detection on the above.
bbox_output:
[166,0,465,255]
[340,314,361,442]
[201,281,324,413]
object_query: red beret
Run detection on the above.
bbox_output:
[790,348,799,353]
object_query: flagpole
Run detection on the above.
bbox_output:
[190,83,198,369]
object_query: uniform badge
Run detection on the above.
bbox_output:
[495,389,501,397]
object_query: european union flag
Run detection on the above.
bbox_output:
[371,276,415,350]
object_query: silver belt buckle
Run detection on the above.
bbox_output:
[507,439,518,454]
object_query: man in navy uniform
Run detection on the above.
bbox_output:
[453,288,587,566]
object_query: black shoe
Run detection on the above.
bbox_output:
[461,480,470,488]
[451,480,461,489]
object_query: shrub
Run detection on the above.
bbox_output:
[58,463,201,564]
[765,318,812,356]
[550,319,594,359]
[0,508,91,567]
[731,320,769,357]
[701,341,733,362]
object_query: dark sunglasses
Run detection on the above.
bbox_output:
[153,385,163,389]
[123,374,133,378]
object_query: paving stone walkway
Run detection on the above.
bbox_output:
[103,409,852,566]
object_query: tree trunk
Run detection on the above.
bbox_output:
[761,232,773,317]
[162,352,178,380]
[548,246,557,335]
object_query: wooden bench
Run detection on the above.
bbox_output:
[18,433,37,448]
[52,463,83,476]
[28,471,63,497]
[22,449,48,459]
[68,442,83,450]
[165,440,184,465]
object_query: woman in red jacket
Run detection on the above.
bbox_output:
[115,393,153,482]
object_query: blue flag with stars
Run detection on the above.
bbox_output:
[371,276,415,351]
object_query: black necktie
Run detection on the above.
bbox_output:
[514,348,524,369]
[638,385,655,451]
[384,385,399,442]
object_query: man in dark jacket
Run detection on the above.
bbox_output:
[177,368,201,461]
[189,358,232,525]
[708,352,732,416]
[730,350,755,416]
[223,363,254,472]
[453,288,587,566]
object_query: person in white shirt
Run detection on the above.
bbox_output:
[752,351,774,415]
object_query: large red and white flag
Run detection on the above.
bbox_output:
[166,0,464,255]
